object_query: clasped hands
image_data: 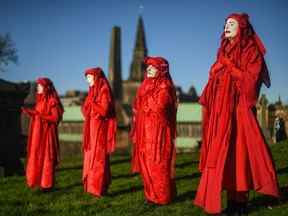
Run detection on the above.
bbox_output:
[210,57,242,79]
[142,96,155,113]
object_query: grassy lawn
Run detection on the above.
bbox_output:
[0,140,288,216]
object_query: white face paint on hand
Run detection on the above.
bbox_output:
[37,83,44,94]
[86,74,95,87]
[224,18,239,39]
[146,65,158,78]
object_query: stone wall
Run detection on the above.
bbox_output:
[58,121,130,157]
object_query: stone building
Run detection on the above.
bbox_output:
[176,85,199,103]
[176,103,202,152]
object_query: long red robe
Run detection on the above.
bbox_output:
[194,26,279,213]
[25,81,63,189]
[82,68,116,197]
[130,57,177,205]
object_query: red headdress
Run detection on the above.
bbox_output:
[144,56,169,78]
[85,67,107,98]
[36,77,64,116]
[142,56,175,94]
[219,13,270,87]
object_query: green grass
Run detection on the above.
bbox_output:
[1,140,288,216]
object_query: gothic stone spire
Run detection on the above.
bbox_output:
[108,26,123,101]
[129,16,148,81]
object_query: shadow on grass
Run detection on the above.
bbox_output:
[29,208,52,216]
[0,200,52,216]
[176,160,199,169]
[174,190,197,203]
[175,172,201,181]
[248,186,288,213]
[109,185,143,197]
[111,157,131,165]
[53,182,82,192]
[132,201,158,216]
[56,156,131,172]
[0,200,25,208]
[57,165,82,172]
[277,166,288,175]
[280,186,288,204]
[112,173,137,179]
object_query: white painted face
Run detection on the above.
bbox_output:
[224,18,239,39]
[37,83,44,94]
[146,65,158,78]
[86,74,94,86]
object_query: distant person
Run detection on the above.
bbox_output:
[22,77,63,191]
[194,13,279,215]
[130,56,177,205]
[275,116,287,142]
[82,67,116,197]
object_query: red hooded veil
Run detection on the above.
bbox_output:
[82,67,116,153]
[81,67,117,197]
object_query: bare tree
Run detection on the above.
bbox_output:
[0,33,18,72]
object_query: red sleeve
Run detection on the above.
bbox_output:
[92,87,110,117]
[231,46,262,107]
[39,106,61,123]
[146,85,172,113]
[199,106,209,172]
[22,107,37,117]
[81,97,91,118]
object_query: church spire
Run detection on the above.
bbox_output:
[129,16,148,81]
[108,26,123,101]
[278,95,282,104]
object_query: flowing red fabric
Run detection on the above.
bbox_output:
[82,67,117,197]
[194,13,279,214]
[130,56,177,204]
[24,77,63,189]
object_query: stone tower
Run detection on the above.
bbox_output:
[108,26,123,101]
[129,16,147,81]
[108,26,130,128]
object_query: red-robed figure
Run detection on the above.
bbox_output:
[82,67,116,197]
[194,13,279,214]
[130,56,177,205]
[22,77,64,190]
